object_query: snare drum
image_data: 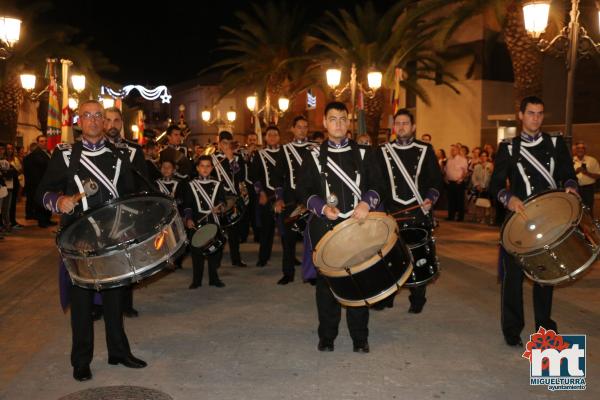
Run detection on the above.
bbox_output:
[57,193,187,290]
[313,212,413,307]
[400,227,439,287]
[501,190,600,285]
[219,195,246,228]
[191,223,227,256]
[285,206,311,235]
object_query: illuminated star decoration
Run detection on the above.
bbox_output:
[101,85,172,104]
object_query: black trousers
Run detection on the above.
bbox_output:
[579,184,595,216]
[501,251,556,338]
[446,181,466,220]
[70,285,130,368]
[257,204,275,264]
[225,223,242,264]
[378,285,427,308]
[191,248,222,285]
[316,275,369,343]
[281,209,297,277]
[123,285,134,312]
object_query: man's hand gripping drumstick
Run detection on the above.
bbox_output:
[57,192,86,214]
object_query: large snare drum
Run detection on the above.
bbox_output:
[400,227,439,287]
[501,190,600,285]
[313,212,413,307]
[57,193,187,290]
[285,206,311,235]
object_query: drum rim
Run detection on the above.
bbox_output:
[500,190,582,255]
[399,227,430,248]
[314,212,401,276]
[523,247,599,285]
[57,192,179,256]
[331,264,414,307]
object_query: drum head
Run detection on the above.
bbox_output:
[57,194,177,255]
[192,224,218,248]
[502,191,581,255]
[314,212,397,272]
[400,228,428,247]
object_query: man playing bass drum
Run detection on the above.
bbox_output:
[375,108,442,313]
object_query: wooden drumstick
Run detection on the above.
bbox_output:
[390,203,422,216]
[72,192,86,203]
[517,209,529,221]
[395,216,415,222]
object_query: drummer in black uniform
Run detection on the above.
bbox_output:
[273,116,313,284]
[159,125,193,180]
[104,106,150,318]
[211,131,248,267]
[489,96,577,347]
[251,126,284,267]
[375,109,442,313]
[37,100,147,382]
[183,155,226,288]
[297,101,382,353]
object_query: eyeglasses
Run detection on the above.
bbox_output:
[81,112,104,120]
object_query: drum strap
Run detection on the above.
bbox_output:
[212,154,237,195]
[384,143,428,215]
[190,180,221,226]
[316,142,362,201]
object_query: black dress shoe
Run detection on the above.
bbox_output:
[306,278,317,286]
[108,354,147,368]
[277,275,294,285]
[505,336,523,347]
[353,341,370,353]
[256,261,267,267]
[189,283,201,289]
[210,281,226,287]
[233,261,248,267]
[318,339,334,352]
[294,258,302,266]
[123,308,139,318]
[73,365,92,381]
[408,304,424,314]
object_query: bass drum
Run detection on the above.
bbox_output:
[57,193,187,290]
[313,212,413,307]
[501,190,600,285]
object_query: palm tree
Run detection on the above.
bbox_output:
[0,1,117,143]
[202,1,319,127]
[305,0,459,142]
[427,0,550,116]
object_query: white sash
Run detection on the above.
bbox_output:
[212,154,237,194]
[519,147,557,189]
[384,143,427,214]
[79,154,120,198]
[258,150,277,190]
[311,148,362,201]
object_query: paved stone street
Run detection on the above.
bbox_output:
[1,207,598,400]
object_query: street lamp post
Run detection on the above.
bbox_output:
[523,0,600,146]
[245,92,290,145]
[325,63,382,136]
[0,15,21,60]
[201,105,237,134]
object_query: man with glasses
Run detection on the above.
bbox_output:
[37,100,147,382]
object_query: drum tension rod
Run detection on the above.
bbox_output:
[345,267,370,307]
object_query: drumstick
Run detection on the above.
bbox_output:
[72,192,86,203]
[395,216,415,222]
[390,203,423,216]
[517,209,529,221]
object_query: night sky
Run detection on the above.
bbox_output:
[14,0,388,87]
